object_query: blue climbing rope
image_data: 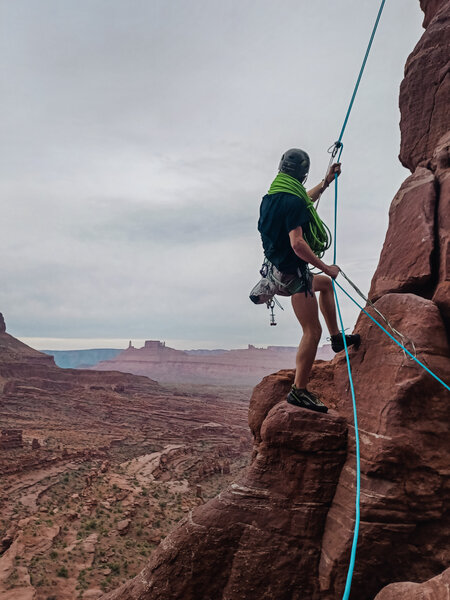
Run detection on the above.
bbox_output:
[337,0,387,145]
[332,282,361,600]
[328,2,387,599]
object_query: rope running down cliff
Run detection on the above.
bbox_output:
[326,3,386,599]
[326,1,450,597]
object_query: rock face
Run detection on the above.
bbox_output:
[104,4,450,600]
[399,1,450,171]
[318,293,450,599]
[431,132,450,327]
[419,0,448,28]
[368,167,436,300]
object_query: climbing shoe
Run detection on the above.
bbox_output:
[330,333,361,353]
[287,386,328,414]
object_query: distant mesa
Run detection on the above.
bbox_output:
[91,339,334,386]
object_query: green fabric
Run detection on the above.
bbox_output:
[267,172,331,258]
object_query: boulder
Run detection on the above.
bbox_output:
[117,519,131,535]
[0,313,5,334]
[374,566,450,599]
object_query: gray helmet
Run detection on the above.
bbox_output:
[278,148,310,183]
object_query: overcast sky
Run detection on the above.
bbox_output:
[1,0,424,350]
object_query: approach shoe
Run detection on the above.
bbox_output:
[287,386,328,414]
[330,333,361,353]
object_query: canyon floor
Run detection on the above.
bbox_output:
[0,329,252,600]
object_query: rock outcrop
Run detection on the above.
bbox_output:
[104,4,450,599]
[374,566,450,600]
[399,0,450,171]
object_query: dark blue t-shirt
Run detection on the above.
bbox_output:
[258,192,310,273]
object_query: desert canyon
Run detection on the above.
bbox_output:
[1,1,449,599]
[0,314,252,599]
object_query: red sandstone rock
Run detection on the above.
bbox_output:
[319,293,450,599]
[399,2,450,171]
[420,0,448,27]
[369,167,436,300]
[117,519,131,535]
[431,132,450,328]
[374,567,450,600]
[0,429,23,450]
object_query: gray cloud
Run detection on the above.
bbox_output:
[0,0,423,348]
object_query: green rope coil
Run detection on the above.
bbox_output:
[267,172,332,258]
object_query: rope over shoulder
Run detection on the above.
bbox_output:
[267,172,332,257]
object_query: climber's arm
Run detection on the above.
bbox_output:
[289,227,339,279]
[307,163,342,202]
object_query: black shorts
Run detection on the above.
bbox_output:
[269,262,313,296]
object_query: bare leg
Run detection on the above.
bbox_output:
[313,275,340,337]
[291,292,322,388]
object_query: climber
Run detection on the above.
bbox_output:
[252,148,360,413]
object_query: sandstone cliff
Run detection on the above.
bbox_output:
[103,3,450,599]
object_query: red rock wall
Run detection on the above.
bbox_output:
[399,3,450,171]
[317,4,450,597]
